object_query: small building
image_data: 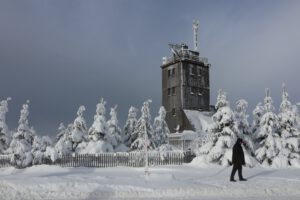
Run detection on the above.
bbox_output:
[167,111,213,152]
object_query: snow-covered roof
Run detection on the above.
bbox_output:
[183,110,213,133]
[168,130,198,140]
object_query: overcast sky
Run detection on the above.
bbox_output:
[1,0,300,138]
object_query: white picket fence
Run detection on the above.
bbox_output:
[0,151,185,168]
[0,155,11,168]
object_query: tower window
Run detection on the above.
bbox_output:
[200,96,204,106]
[189,66,194,75]
[197,67,202,76]
[172,68,175,76]
[202,77,205,86]
[172,87,176,95]
[190,87,196,95]
[190,65,197,75]
[172,108,176,116]
[167,88,171,96]
[168,69,171,77]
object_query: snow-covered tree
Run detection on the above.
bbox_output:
[76,99,116,154]
[9,100,35,168]
[215,89,229,110]
[31,135,53,165]
[106,105,124,151]
[32,135,52,153]
[55,123,67,143]
[255,89,279,166]
[0,97,11,154]
[55,123,73,156]
[234,99,255,154]
[75,139,113,154]
[273,84,300,167]
[153,106,170,147]
[252,102,265,137]
[198,90,238,166]
[131,100,156,151]
[123,106,138,148]
[88,98,107,141]
[235,99,250,135]
[71,105,88,151]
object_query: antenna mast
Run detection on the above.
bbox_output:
[193,20,199,52]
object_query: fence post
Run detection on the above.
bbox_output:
[100,153,102,167]
[65,154,68,167]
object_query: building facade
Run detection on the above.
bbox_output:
[161,43,211,132]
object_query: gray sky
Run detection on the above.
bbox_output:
[1,0,300,138]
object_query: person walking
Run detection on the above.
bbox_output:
[230,138,247,182]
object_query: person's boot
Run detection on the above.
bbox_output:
[230,178,236,182]
[239,178,247,181]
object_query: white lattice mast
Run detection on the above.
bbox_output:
[193,20,199,52]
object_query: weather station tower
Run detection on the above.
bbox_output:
[161,20,211,133]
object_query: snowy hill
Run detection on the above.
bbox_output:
[1,165,300,200]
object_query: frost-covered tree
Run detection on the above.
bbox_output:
[0,97,11,154]
[235,99,250,135]
[71,105,88,151]
[31,135,53,165]
[273,84,300,167]
[153,106,170,147]
[55,123,67,143]
[76,99,117,154]
[55,123,73,156]
[252,102,265,137]
[88,98,107,141]
[131,100,156,151]
[215,89,229,110]
[123,106,138,148]
[234,99,255,154]
[198,90,238,166]
[255,89,279,166]
[106,105,124,151]
[9,100,35,168]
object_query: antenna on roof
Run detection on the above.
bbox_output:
[193,20,199,52]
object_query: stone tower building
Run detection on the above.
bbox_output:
[161,34,211,133]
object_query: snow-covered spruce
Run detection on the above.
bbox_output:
[251,102,264,139]
[71,105,88,151]
[255,89,279,166]
[123,106,138,148]
[88,98,107,142]
[54,123,73,156]
[8,100,35,168]
[153,106,170,147]
[0,97,11,154]
[274,84,300,167]
[55,123,67,143]
[234,99,257,166]
[131,100,156,151]
[75,98,114,154]
[235,100,255,152]
[235,99,250,136]
[31,135,53,165]
[74,99,118,154]
[106,105,127,152]
[198,90,238,166]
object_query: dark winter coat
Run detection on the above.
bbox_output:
[232,139,245,166]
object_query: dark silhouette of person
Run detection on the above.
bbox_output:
[230,138,247,182]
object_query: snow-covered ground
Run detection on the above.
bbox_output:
[1,165,300,200]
